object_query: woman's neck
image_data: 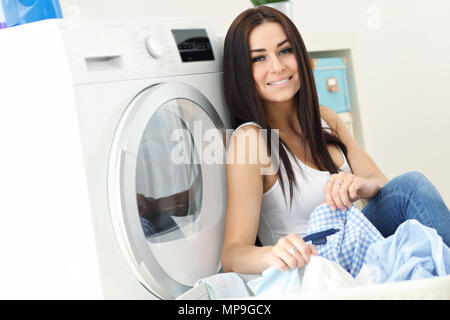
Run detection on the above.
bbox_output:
[262,99,301,134]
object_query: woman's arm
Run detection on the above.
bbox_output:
[221,125,315,274]
[320,106,389,209]
[221,125,272,273]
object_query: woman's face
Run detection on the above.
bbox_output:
[248,22,300,105]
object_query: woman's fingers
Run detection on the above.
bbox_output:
[271,254,290,271]
[331,179,345,210]
[325,172,355,211]
[275,244,298,270]
[330,172,347,210]
[269,235,318,271]
[287,233,312,264]
[323,174,337,211]
[339,174,354,208]
[348,177,363,201]
[273,236,317,271]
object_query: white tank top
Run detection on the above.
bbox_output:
[232,120,352,246]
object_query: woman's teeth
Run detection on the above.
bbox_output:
[268,77,291,86]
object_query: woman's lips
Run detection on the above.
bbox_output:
[267,76,293,87]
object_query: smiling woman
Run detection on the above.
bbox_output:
[220,6,450,275]
[221,6,354,274]
[248,23,300,105]
[222,6,349,210]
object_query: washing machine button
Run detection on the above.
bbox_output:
[145,35,165,59]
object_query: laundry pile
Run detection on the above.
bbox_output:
[196,204,450,299]
[305,203,383,277]
[366,219,450,283]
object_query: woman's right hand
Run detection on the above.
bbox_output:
[265,233,317,271]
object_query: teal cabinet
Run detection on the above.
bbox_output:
[311,57,350,113]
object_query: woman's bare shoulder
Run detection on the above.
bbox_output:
[234,123,261,133]
[230,123,264,144]
[227,123,269,167]
[319,105,339,131]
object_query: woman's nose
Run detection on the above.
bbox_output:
[269,56,285,73]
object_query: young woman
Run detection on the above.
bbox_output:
[220,6,450,274]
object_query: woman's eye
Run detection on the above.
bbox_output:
[280,47,293,55]
[251,55,265,63]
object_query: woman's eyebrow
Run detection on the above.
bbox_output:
[249,39,290,53]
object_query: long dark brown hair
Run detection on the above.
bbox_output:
[223,6,348,209]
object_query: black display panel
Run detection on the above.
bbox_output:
[171,29,214,62]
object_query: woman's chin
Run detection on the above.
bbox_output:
[263,93,297,104]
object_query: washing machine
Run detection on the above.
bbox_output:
[0,17,230,299]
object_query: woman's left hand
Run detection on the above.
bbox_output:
[323,172,379,211]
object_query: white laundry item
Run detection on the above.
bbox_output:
[247,256,372,298]
[301,256,362,292]
[194,256,374,299]
[355,264,375,286]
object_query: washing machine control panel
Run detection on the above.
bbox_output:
[143,28,215,63]
[171,29,214,63]
[62,19,221,84]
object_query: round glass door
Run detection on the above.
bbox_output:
[108,82,227,299]
[136,100,203,243]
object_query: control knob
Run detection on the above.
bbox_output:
[145,35,165,59]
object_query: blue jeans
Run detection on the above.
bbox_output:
[362,171,450,247]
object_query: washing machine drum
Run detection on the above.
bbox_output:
[108,82,228,299]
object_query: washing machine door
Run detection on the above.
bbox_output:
[108,82,228,299]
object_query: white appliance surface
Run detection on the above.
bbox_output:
[0,17,230,299]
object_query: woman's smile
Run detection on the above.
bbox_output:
[267,76,293,87]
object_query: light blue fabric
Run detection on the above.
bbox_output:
[194,272,250,299]
[366,219,450,283]
[305,204,383,277]
[246,265,304,297]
